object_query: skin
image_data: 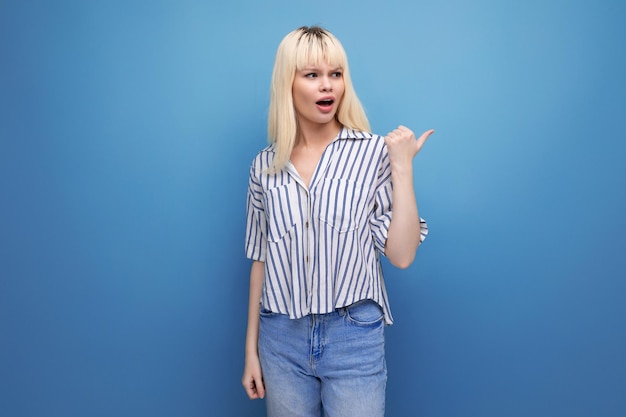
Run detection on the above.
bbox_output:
[241,60,434,399]
[384,125,434,268]
[242,260,265,399]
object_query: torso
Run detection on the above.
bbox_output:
[245,128,402,325]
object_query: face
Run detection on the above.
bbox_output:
[292,61,345,129]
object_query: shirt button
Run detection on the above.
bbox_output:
[306,256,309,263]
[305,221,309,228]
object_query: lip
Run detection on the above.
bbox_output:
[316,95,335,103]
[316,96,336,113]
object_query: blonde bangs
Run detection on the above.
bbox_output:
[293,32,347,72]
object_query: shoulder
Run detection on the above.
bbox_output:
[338,128,388,157]
[339,127,383,141]
[338,128,386,150]
[250,144,276,171]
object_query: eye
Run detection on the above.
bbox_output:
[332,71,343,78]
[304,72,318,78]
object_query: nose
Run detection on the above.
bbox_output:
[320,76,332,92]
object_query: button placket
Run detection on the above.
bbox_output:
[305,190,314,300]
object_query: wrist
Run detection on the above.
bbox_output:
[390,162,414,179]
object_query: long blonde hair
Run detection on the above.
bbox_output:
[268,26,370,172]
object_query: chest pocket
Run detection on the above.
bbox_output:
[264,182,302,243]
[318,178,364,233]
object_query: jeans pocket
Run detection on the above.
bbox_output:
[345,300,384,326]
[259,306,279,317]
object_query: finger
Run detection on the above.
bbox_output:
[385,130,404,143]
[396,125,413,135]
[387,125,404,137]
[244,384,256,399]
[255,376,266,399]
[243,376,260,399]
[415,129,435,149]
[246,381,257,399]
[389,126,415,142]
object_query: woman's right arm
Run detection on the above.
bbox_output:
[242,260,265,399]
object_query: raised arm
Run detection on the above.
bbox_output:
[384,126,434,269]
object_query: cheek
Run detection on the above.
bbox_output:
[336,81,346,97]
[292,82,308,100]
[292,91,308,114]
[336,85,346,102]
[293,85,316,108]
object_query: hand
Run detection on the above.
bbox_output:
[242,353,265,400]
[384,126,434,169]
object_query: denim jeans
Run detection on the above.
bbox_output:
[258,299,387,417]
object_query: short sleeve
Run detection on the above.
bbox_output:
[418,217,428,243]
[369,149,393,253]
[245,163,267,261]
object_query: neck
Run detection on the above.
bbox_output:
[296,119,342,149]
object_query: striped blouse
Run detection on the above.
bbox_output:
[245,127,428,324]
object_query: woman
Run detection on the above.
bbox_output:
[242,25,433,417]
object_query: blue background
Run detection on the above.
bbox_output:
[1,1,625,416]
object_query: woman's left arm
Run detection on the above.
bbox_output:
[384,126,434,269]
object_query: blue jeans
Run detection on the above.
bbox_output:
[258,299,387,417]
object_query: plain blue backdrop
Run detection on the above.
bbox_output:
[1,1,625,416]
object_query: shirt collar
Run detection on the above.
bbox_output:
[335,126,373,141]
[264,127,372,153]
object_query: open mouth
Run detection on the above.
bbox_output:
[316,99,334,106]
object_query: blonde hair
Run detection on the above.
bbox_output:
[268,26,370,172]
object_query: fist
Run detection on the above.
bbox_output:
[384,126,434,165]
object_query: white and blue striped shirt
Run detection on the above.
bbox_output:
[245,127,428,324]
